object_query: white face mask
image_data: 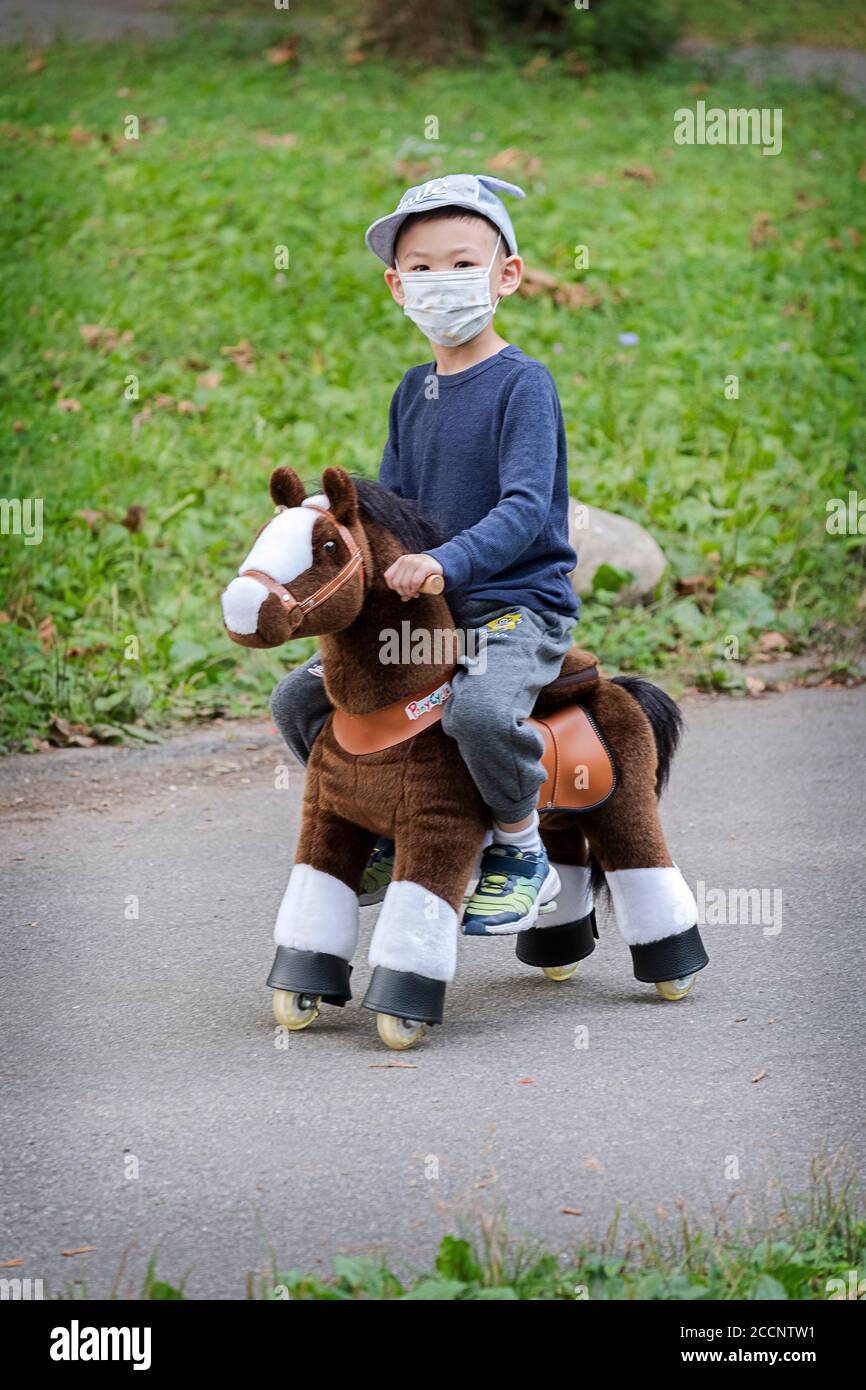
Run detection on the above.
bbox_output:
[395,234,502,347]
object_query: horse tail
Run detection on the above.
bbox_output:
[609,675,683,796]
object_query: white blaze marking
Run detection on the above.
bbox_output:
[238,505,320,584]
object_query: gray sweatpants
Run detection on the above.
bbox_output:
[269,600,576,824]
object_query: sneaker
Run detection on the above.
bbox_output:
[359,837,395,906]
[462,844,560,936]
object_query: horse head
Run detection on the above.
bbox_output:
[221,466,369,648]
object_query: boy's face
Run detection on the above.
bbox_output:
[384,215,522,308]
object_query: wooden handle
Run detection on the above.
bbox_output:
[420,574,445,595]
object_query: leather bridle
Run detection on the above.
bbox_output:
[241,504,364,621]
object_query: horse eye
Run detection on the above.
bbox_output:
[322,539,337,555]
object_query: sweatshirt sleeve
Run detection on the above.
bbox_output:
[425,367,559,589]
[376,383,402,497]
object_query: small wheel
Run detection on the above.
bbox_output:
[542,961,580,982]
[655,974,696,1001]
[272,989,321,1030]
[376,1013,426,1051]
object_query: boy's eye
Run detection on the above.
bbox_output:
[455,261,474,269]
[322,539,337,555]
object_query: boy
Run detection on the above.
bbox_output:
[271,173,579,935]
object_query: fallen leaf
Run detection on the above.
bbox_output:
[745,676,766,697]
[521,54,549,78]
[584,1156,604,1173]
[69,126,94,147]
[12,419,26,432]
[750,212,777,248]
[154,393,175,409]
[121,505,146,532]
[676,575,715,596]
[196,371,222,389]
[846,227,863,246]
[57,397,81,412]
[394,158,441,182]
[560,1206,583,1216]
[48,716,96,749]
[60,1245,97,1257]
[79,324,133,350]
[221,339,256,373]
[751,1069,768,1084]
[0,1258,25,1268]
[516,1077,535,1085]
[486,147,542,177]
[789,190,826,214]
[264,37,299,66]
[518,267,559,296]
[254,130,298,149]
[518,267,603,310]
[734,1016,748,1023]
[25,55,46,74]
[622,165,656,185]
[759,631,788,653]
[555,281,603,309]
[38,615,57,653]
[367,1062,417,1069]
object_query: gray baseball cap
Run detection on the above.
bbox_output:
[365,172,526,266]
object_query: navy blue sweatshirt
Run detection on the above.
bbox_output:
[378,345,579,617]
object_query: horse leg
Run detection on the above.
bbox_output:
[362,737,487,1038]
[515,813,598,976]
[579,680,708,992]
[267,746,376,1014]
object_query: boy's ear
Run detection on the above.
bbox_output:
[269,467,307,509]
[322,467,358,527]
[496,253,523,299]
[384,266,405,305]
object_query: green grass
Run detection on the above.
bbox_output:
[677,0,866,50]
[1,28,864,750]
[57,1154,866,1300]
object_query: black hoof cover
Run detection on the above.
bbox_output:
[630,924,709,984]
[362,966,446,1025]
[515,913,598,969]
[266,946,352,1006]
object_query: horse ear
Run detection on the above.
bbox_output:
[322,467,358,526]
[269,467,306,509]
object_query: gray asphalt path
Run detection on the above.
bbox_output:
[2,686,865,1298]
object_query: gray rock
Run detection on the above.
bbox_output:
[568,498,666,605]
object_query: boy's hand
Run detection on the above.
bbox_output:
[383,553,444,601]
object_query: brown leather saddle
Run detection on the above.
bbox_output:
[331,645,616,813]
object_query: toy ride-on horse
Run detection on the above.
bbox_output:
[221,466,708,1050]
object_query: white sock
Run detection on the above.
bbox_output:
[493,810,542,855]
